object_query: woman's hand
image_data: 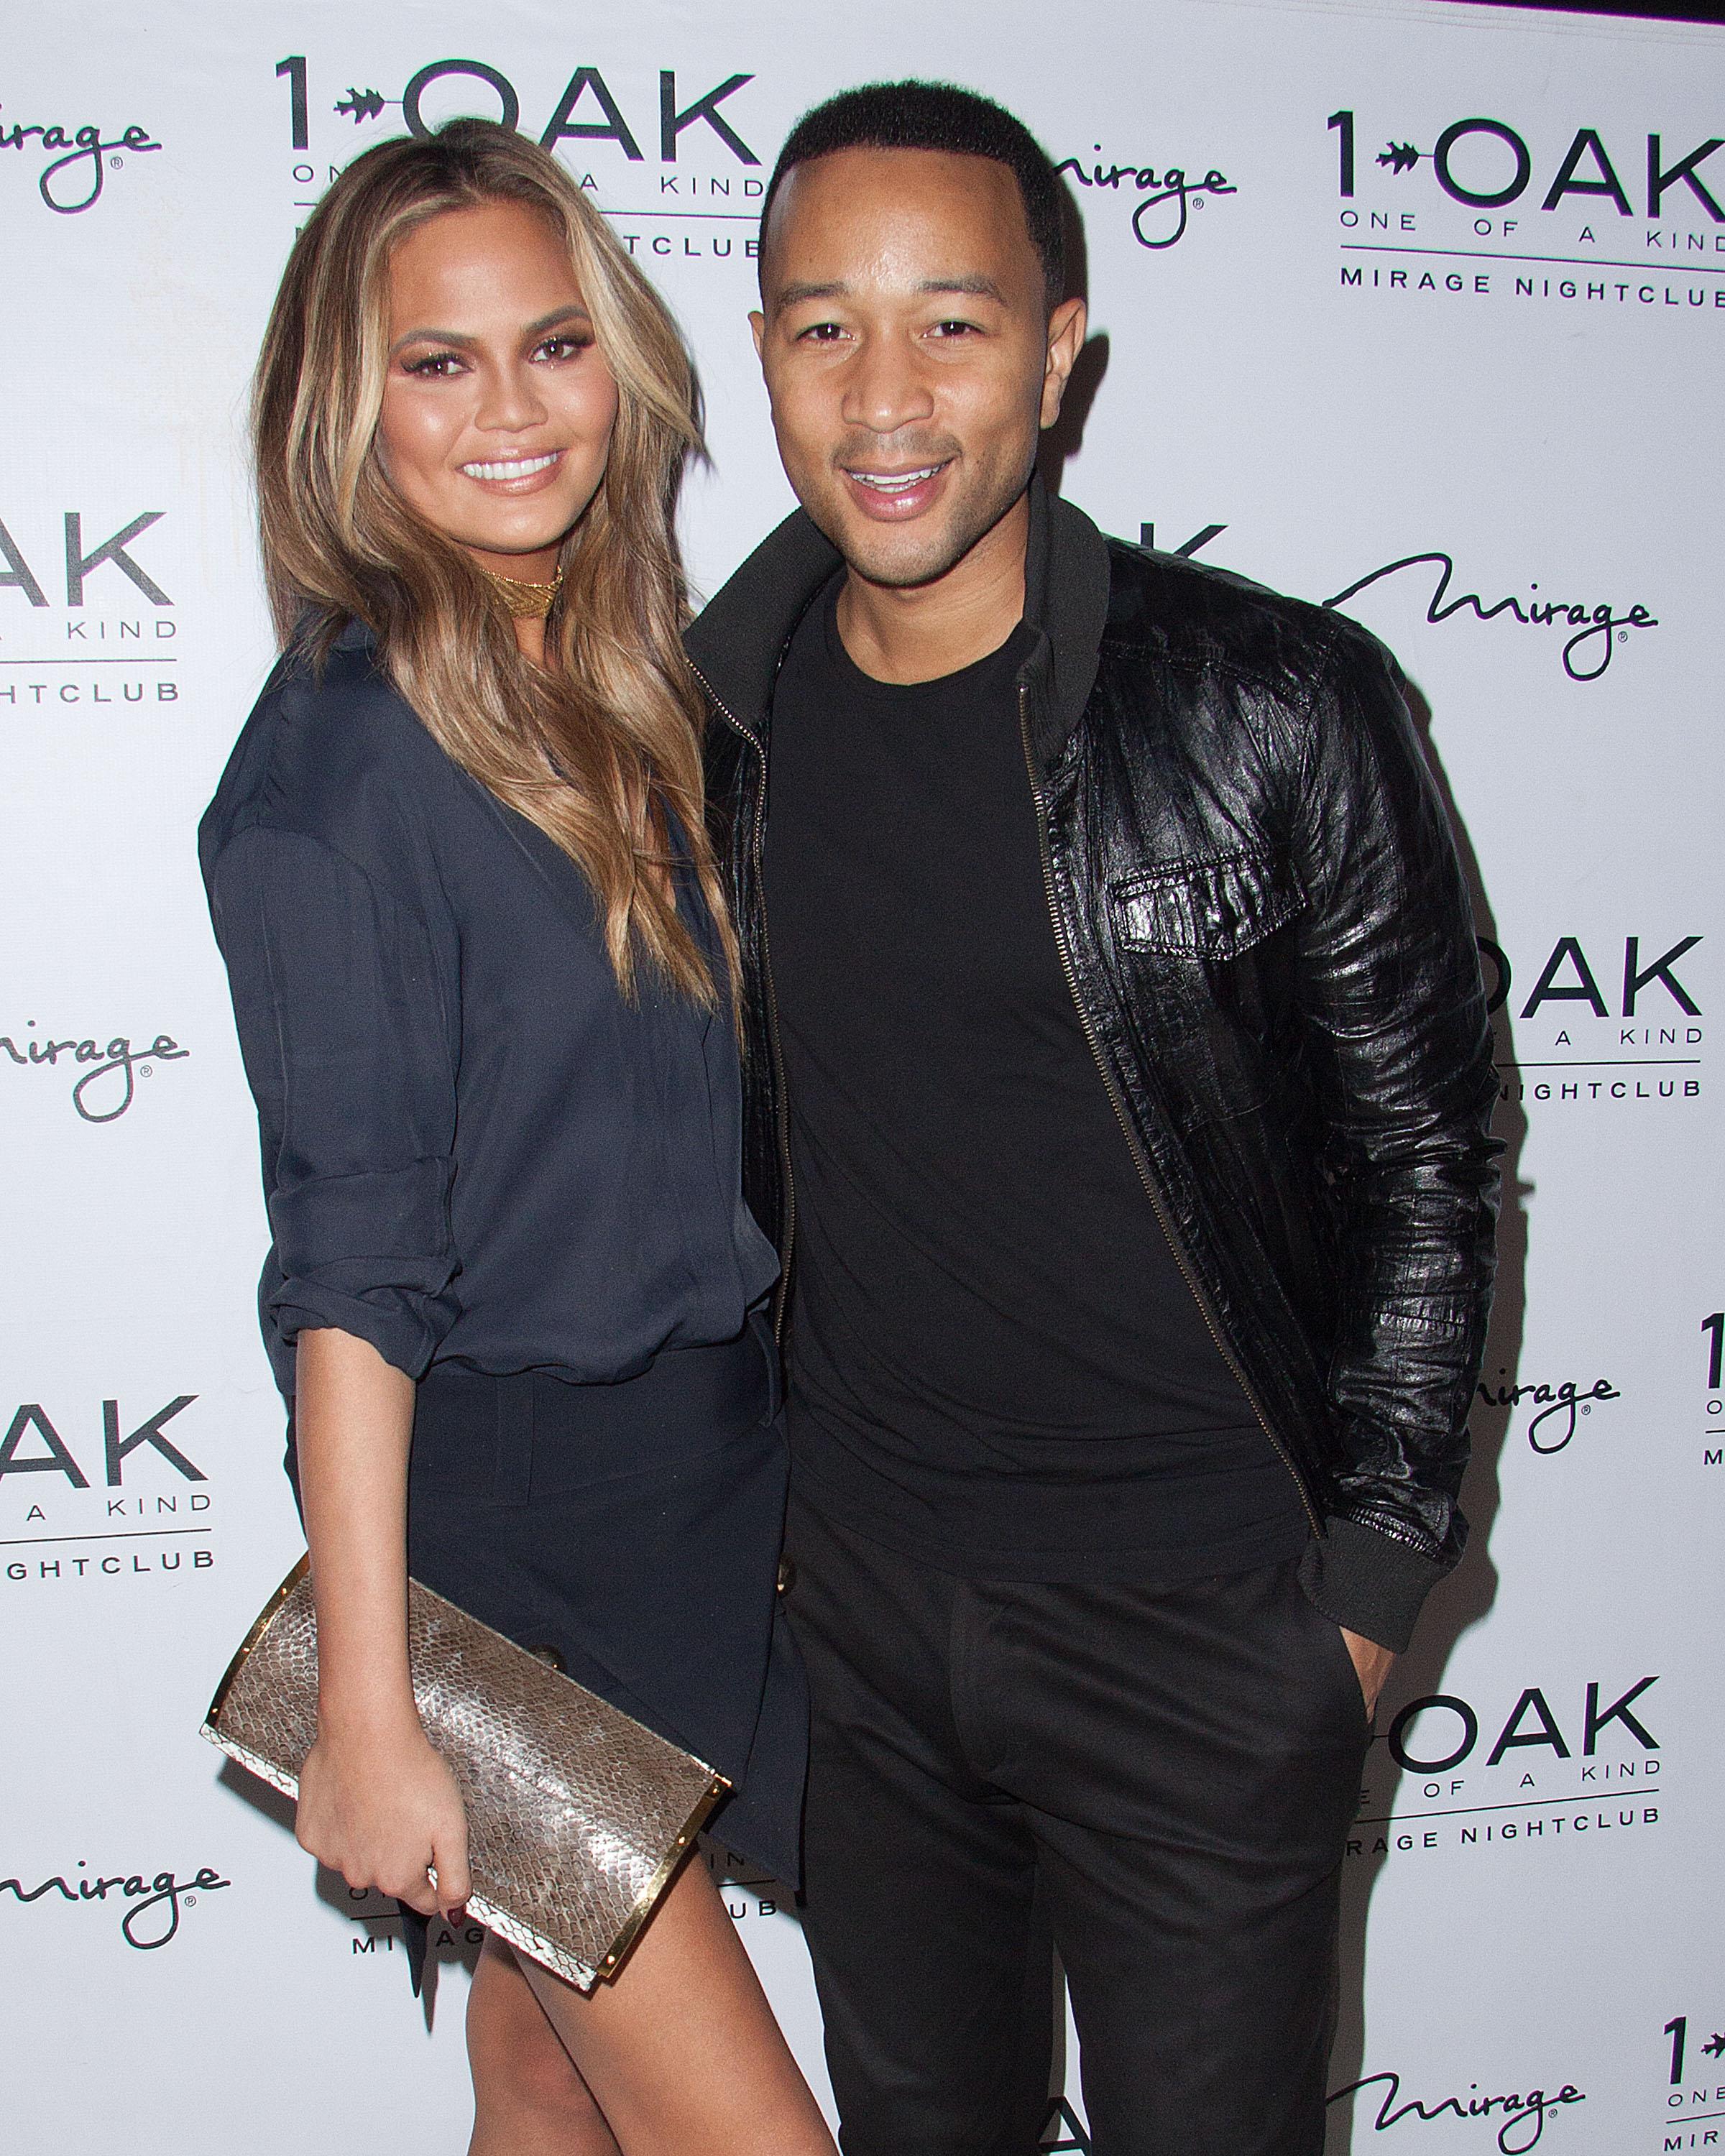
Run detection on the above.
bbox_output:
[297,1710,471,1918]
[291,1329,464,1915]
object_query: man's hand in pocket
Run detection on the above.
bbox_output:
[1340,1629,1395,1718]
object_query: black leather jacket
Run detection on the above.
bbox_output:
[689,482,1500,1650]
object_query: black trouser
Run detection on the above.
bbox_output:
[782,1492,1370,2156]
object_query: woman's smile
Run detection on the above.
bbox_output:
[457,448,567,492]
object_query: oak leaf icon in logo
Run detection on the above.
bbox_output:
[1378,142,1424,175]
[334,89,387,124]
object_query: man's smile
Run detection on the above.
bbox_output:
[840,459,953,517]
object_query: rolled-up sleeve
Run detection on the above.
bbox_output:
[208,823,460,1379]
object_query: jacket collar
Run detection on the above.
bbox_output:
[684,505,837,744]
[1020,474,1110,770]
[686,476,1111,767]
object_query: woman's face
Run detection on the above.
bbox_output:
[377,198,620,578]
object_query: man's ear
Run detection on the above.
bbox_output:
[1040,296,1088,429]
[749,309,767,364]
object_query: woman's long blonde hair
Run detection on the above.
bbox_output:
[254,119,730,1006]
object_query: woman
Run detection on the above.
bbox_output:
[200,121,834,2155]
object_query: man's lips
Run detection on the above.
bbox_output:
[840,459,952,520]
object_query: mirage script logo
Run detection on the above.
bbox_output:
[1056,146,1237,248]
[1329,2070,1584,2154]
[1323,553,1656,681]
[1138,520,1658,683]
[1476,1373,1622,1455]
[1,102,160,213]
[1,1862,229,1948]
[0,1023,188,1122]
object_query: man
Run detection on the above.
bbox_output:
[689,81,1499,2156]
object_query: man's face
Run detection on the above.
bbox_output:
[752,147,1085,589]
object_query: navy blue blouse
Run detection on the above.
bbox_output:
[200,620,777,1396]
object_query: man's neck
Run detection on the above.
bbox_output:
[834,492,1029,685]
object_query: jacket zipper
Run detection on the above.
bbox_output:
[1017,682,1321,1537]
[689,661,798,1343]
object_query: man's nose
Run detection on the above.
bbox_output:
[839,332,936,438]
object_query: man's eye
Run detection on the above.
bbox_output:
[798,322,847,344]
[931,319,980,337]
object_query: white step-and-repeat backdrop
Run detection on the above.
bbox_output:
[3,2,1719,2150]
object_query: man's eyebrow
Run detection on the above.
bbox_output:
[917,276,1006,300]
[389,303,592,354]
[772,275,1006,310]
[773,280,849,308]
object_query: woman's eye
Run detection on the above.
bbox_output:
[402,351,464,378]
[537,334,594,361]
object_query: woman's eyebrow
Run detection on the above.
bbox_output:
[389,304,594,355]
[523,303,594,334]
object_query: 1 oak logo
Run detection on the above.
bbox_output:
[0,1396,204,1490]
[0,510,171,609]
[1328,110,1722,231]
[1384,1677,1658,1778]
[1477,934,1702,1022]
[1665,2013,1725,2137]
[275,54,760,169]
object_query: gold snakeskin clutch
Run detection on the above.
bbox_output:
[201,1556,727,1989]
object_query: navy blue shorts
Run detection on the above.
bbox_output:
[404,1318,806,1891]
[284,1315,807,1989]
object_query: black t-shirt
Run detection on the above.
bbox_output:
[763,579,1309,1580]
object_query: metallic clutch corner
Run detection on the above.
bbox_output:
[202,1557,724,1989]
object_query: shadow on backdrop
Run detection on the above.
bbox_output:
[1038,178,1107,505]
[1324,675,1529,2151]
[215,1753,482,2032]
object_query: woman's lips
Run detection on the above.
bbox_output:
[458,448,566,495]
[840,459,952,520]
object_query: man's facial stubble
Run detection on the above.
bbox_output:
[752,149,1082,594]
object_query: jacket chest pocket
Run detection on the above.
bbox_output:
[1110,849,1306,963]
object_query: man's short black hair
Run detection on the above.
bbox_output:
[759,80,1065,308]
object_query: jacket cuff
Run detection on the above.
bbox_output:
[1297,1515,1449,1654]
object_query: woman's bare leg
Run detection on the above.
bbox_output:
[516,1855,837,2156]
[468,1934,622,2156]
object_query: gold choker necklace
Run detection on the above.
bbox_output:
[479,564,563,620]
